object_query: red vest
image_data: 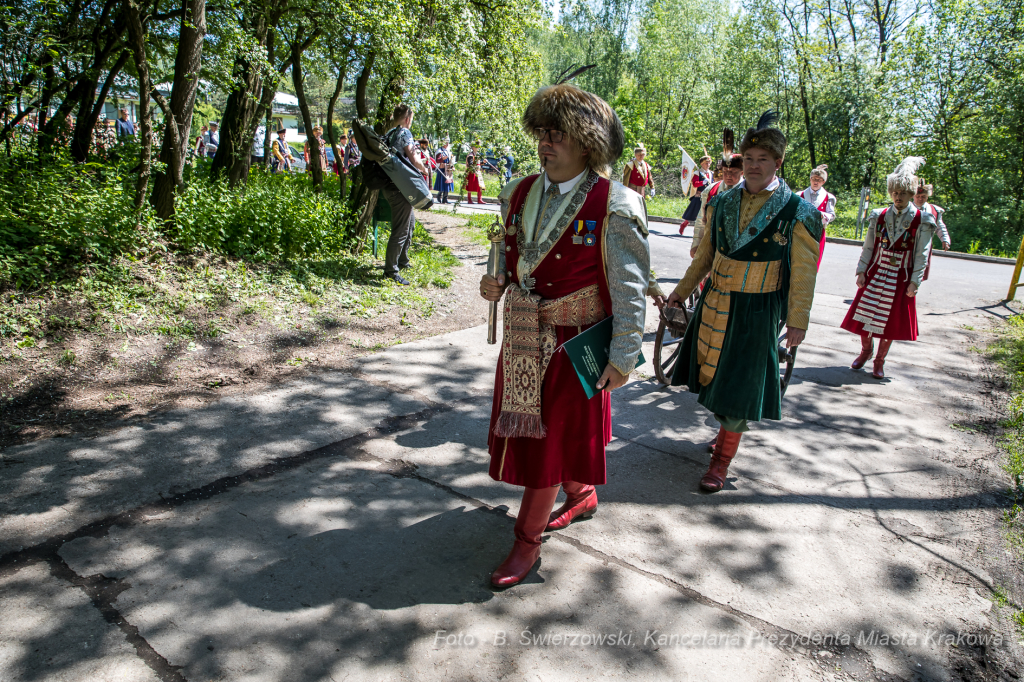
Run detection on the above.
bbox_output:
[503,175,613,315]
[877,207,922,252]
[627,162,651,187]
[802,189,829,212]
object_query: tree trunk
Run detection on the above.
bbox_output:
[70,50,130,162]
[798,66,817,170]
[123,0,153,221]
[291,35,323,189]
[326,55,348,201]
[211,14,270,186]
[150,0,206,222]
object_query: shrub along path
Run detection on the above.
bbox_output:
[0,212,489,449]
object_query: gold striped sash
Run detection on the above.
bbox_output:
[696,255,784,386]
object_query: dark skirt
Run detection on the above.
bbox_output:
[682,195,703,221]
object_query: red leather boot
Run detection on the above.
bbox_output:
[491,485,560,587]
[851,334,874,370]
[707,429,723,454]
[700,428,741,492]
[872,339,893,379]
[546,481,597,530]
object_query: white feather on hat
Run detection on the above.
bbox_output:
[886,156,926,194]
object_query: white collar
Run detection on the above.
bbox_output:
[737,176,780,193]
[542,169,588,195]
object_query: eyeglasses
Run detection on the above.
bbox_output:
[532,127,565,144]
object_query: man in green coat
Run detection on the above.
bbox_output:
[666,112,823,493]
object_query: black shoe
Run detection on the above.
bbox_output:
[387,274,411,286]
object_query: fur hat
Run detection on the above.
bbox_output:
[738,111,787,159]
[522,83,624,178]
[810,164,828,182]
[634,142,646,153]
[886,157,926,194]
[723,153,743,170]
[916,180,933,196]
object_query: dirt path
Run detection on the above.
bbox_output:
[0,212,489,450]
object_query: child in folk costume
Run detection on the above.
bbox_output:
[841,157,937,379]
[622,143,656,196]
[433,139,455,203]
[800,165,836,268]
[679,154,714,235]
[913,182,951,281]
[463,153,485,203]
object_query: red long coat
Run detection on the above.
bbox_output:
[487,175,615,488]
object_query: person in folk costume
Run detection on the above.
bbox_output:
[434,139,455,203]
[416,138,435,184]
[463,152,486,203]
[678,153,714,235]
[840,157,937,379]
[478,81,650,587]
[667,112,823,493]
[690,129,744,259]
[622,143,656,197]
[800,165,836,268]
[913,181,951,281]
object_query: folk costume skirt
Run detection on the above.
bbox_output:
[671,285,786,423]
[681,195,703,221]
[487,322,612,489]
[466,172,483,192]
[840,253,918,341]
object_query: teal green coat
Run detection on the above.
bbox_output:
[671,183,823,422]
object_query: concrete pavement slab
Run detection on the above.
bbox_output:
[57,454,841,682]
[0,373,426,557]
[0,563,160,682]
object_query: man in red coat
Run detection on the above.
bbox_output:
[479,83,650,588]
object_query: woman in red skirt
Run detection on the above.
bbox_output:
[841,157,937,379]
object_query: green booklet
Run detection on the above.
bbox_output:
[560,316,646,399]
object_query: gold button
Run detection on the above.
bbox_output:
[752,251,758,257]
[763,238,769,243]
[505,245,511,252]
[547,283,553,287]
[555,254,562,259]
[506,270,512,277]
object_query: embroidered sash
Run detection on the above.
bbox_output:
[495,285,606,438]
[696,257,785,386]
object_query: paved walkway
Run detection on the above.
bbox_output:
[1,236,1021,681]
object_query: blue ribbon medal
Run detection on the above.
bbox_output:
[583,220,597,246]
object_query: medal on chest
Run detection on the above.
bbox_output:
[507,213,520,236]
[573,220,597,246]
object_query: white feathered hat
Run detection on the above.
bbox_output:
[886,156,926,194]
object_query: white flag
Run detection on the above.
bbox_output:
[678,146,696,193]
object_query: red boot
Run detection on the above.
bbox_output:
[546,482,597,530]
[491,486,560,587]
[678,220,689,236]
[700,428,741,492]
[872,339,893,379]
[851,334,873,370]
[707,430,722,454]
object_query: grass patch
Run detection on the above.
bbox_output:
[1,220,458,347]
[985,313,1024,556]
[645,195,689,219]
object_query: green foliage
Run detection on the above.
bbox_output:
[0,152,158,290]
[174,167,353,261]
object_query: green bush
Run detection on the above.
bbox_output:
[0,150,358,290]
[174,167,352,261]
[0,153,156,289]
